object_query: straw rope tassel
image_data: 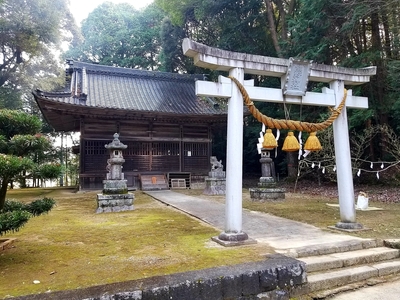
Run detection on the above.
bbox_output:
[304,132,322,151]
[282,131,300,152]
[262,129,278,149]
[228,76,347,133]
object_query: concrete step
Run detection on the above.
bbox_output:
[300,247,400,272]
[292,255,400,297]
[310,275,400,300]
[281,239,384,258]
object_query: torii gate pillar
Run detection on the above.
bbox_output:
[183,39,376,243]
[215,67,253,244]
[331,80,362,228]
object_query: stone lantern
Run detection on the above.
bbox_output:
[104,133,127,191]
[96,133,134,213]
[249,148,286,201]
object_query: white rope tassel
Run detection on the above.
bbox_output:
[298,131,303,159]
[275,129,280,157]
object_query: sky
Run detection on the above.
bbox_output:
[69,0,155,25]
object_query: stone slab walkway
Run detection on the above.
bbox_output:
[145,190,370,254]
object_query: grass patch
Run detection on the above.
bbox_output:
[1,188,269,298]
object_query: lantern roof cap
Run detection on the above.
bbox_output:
[105,133,127,150]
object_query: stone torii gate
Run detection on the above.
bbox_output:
[182,38,376,246]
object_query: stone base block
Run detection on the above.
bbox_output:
[258,177,278,188]
[103,179,128,194]
[96,193,135,213]
[208,171,226,178]
[259,177,276,184]
[191,181,206,189]
[203,177,226,195]
[335,221,364,230]
[328,222,369,232]
[249,187,286,201]
[212,231,257,247]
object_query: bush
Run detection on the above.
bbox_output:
[2,199,26,212]
[0,197,56,235]
[26,197,56,216]
[0,210,31,235]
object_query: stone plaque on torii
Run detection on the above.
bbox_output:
[182,38,376,246]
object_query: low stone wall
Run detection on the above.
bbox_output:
[16,254,306,300]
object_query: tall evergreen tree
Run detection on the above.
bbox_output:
[0,109,62,207]
[0,0,78,110]
[65,3,164,70]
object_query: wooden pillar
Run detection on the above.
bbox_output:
[149,122,153,172]
[79,118,85,189]
[180,124,183,172]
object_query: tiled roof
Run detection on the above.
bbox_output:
[36,61,226,116]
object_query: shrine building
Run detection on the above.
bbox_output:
[33,61,227,190]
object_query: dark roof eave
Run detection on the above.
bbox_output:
[34,94,228,132]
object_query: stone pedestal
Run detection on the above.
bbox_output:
[204,177,226,195]
[103,179,128,194]
[212,232,257,247]
[250,150,285,201]
[96,193,134,213]
[249,187,286,201]
[203,165,226,195]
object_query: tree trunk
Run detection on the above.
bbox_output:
[381,6,392,59]
[274,0,287,40]
[286,151,298,179]
[0,178,9,210]
[391,7,400,59]
[264,0,283,58]
[370,8,389,156]
[362,18,367,50]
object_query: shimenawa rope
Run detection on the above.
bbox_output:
[228,76,347,133]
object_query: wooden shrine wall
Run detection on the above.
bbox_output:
[79,119,212,189]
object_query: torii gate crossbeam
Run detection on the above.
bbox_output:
[182,38,376,245]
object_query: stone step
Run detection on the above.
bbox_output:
[142,184,169,191]
[141,174,169,190]
[292,259,400,296]
[300,247,400,272]
[280,239,383,258]
[309,275,397,300]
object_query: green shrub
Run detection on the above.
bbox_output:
[26,197,56,216]
[0,197,56,235]
[0,210,31,235]
[2,199,26,212]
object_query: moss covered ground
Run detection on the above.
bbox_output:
[2,186,400,298]
[0,188,269,298]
